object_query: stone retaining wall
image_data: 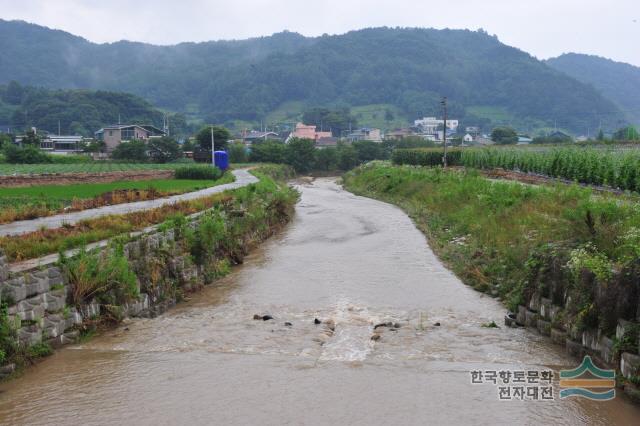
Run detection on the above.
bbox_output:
[0,204,277,378]
[0,226,186,357]
[506,292,640,398]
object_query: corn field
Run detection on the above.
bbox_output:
[392,147,640,192]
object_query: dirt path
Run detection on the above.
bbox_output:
[0,169,257,238]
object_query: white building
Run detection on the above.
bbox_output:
[463,133,474,143]
[414,117,459,134]
[40,135,85,154]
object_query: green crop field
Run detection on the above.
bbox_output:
[0,172,233,224]
[0,178,222,200]
[0,162,189,176]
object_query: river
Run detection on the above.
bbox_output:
[0,178,638,425]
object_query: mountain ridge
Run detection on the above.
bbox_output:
[0,19,628,133]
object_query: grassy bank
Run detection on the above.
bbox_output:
[343,162,640,339]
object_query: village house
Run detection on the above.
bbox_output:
[239,130,280,144]
[413,117,459,141]
[39,134,85,154]
[346,128,383,143]
[286,122,332,142]
[315,136,339,148]
[94,124,166,151]
[385,128,414,140]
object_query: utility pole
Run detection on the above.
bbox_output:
[210,125,215,167]
[441,97,448,168]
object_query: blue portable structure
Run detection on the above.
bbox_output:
[214,150,229,170]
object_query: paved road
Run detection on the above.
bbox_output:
[0,169,258,238]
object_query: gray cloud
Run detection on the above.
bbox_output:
[1,0,639,66]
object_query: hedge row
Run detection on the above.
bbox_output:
[392,148,462,166]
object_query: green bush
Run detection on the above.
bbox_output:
[60,244,139,306]
[228,142,248,163]
[3,144,52,163]
[174,165,223,180]
[111,139,148,162]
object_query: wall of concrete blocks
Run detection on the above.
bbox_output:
[506,294,640,387]
[0,225,192,369]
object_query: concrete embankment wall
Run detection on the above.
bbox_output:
[509,294,640,398]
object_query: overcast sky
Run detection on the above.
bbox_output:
[1,0,639,66]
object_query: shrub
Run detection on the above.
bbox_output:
[3,144,51,163]
[228,142,248,163]
[174,165,223,180]
[111,139,148,162]
[249,141,286,163]
[60,244,139,306]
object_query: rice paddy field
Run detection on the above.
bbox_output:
[0,162,189,175]
[0,172,234,224]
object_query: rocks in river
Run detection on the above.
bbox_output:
[314,318,321,325]
[371,334,381,341]
[253,314,274,321]
[434,322,441,327]
[374,321,393,330]
[284,322,293,327]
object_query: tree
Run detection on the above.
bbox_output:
[3,144,51,164]
[249,141,286,163]
[111,140,148,162]
[314,147,338,171]
[491,127,518,145]
[3,81,24,104]
[148,137,182,163]
[0,133,12,149]
[285,138,316,173]
[83,139,106,153]
[181,139,197,152]
[384,109,394,122]
[302,108,356,136]
[336,143,359,170]
[227,142,248,163]
[597,129,605,141]
[352,140,386,163]
[20,130,41,146]
[613,126,640,141]
[196,126,231,151]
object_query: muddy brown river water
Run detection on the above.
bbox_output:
[0,178,639,425]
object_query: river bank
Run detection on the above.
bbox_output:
[0,165,297,378]
[342,162,640,400]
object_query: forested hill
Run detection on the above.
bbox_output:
[0,82,191,137]
[0,20,626,132]
[547,53,640,125]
